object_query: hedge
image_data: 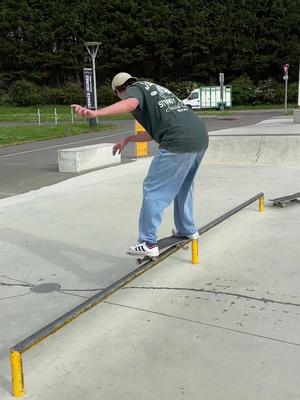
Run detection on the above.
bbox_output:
[0,77,298,107]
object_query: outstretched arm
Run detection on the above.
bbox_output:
[71,98,139,118]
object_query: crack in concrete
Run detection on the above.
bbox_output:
[0,281,31,288]
[104,300,300,348]
[125,286,300,308]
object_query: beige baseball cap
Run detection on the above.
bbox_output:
[111,72,137,92]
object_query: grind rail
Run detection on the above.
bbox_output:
[9,192,264,397]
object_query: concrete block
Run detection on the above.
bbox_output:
[58,143,120,173]
[293,109,300,123]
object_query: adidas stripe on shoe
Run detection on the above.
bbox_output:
[128,241,159,257]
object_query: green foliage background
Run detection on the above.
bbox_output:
[0,0,299,105]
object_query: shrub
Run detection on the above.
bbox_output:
[61,83,84,104]
[163,80,199,99]
[40,83,84,105]
[8,80,43,106]
[254,78,283,104]
[231,75,255,105]
[287,82,298,104]
[41,87,65,105]
[0,89,10,105]
[98,82,118,106]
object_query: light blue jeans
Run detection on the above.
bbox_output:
[138,148,206,244]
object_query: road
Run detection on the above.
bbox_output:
[0,111,282,199]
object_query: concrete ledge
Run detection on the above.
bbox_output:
[204,135,300,166]
[58,143,121,173]
[294,109,300,124]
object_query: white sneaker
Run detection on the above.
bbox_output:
[128,242,159,257]
[172,229,199,240]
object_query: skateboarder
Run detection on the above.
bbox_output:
[71,73,209,257]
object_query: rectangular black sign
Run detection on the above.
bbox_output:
[83,68,95,109]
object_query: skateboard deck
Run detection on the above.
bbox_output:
[269,192,300,207]
[127,235,189,264]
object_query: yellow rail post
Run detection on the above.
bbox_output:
[191,239,199,264]
[259,195,265,212]
[135,121,148,157]
[10,350,24,397]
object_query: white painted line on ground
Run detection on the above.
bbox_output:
[0,131,132,159]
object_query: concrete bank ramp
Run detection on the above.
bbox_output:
[204,116,300,166]
[204,135,300,166]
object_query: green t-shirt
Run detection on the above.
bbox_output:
[125,81,208,153]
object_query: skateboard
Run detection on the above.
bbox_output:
[127,235,189,264]
[269,192,300,207]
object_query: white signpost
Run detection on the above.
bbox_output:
[283,64,289,115]
[219,73,224,111]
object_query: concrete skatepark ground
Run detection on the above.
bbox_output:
[0,116,300,399]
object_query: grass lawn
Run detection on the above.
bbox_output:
[0,105,133,123]
[0,104,297,123]
[0,123,113,147]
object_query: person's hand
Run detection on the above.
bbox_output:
[71,104,97,118]
[113,139,128,155]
